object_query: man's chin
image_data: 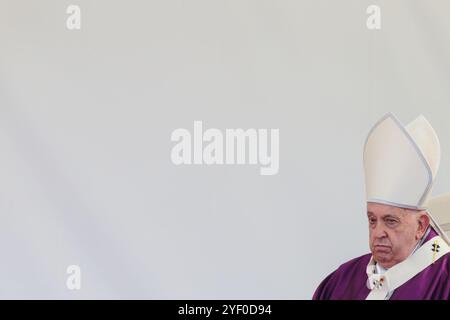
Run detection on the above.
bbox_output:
[372,251,393,264]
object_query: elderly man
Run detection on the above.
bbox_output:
[313,113,450,300]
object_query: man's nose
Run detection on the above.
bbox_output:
[372,223,388,239]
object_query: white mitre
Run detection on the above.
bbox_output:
[363,113,449,244]
[427,193,450,244]
[364,113,440,210]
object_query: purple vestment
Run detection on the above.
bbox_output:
[313,228,450,300]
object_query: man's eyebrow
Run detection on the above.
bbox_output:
[366,212,400,220]
[382,214,400,220]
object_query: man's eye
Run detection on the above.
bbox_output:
[386,219,397,225]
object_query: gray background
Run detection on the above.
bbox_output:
[1,0,449,299]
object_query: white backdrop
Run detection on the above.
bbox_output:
[1,0,450,299]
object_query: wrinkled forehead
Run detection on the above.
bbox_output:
[366,201,409,217]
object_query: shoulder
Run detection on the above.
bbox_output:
[313,253,371,299]
[438,251,450,276]
[330,253,372,282]
[337,253,372,271]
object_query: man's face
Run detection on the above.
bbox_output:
[367,202,429,269]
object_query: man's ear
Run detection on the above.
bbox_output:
[416,213,430,239]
